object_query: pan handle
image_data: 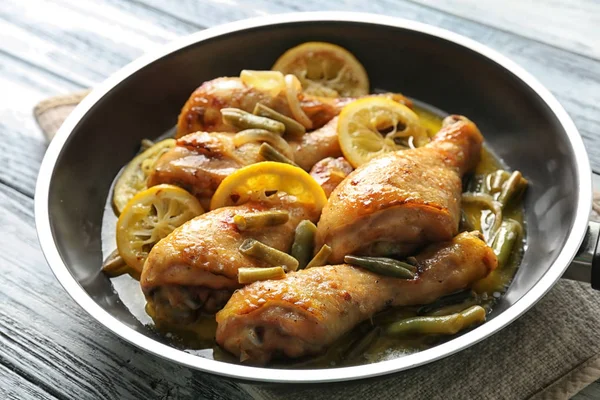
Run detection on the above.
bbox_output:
[563,221,600,290]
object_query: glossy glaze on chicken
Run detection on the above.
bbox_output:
[142,198,320,320]
[103,43,527,368]
[316,116,483,263]
[217,232,497,364]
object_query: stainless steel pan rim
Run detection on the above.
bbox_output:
[34,12,592,383]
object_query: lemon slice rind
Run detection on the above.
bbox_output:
[272,42,369,98]
[116,184,204,273]
[210,162,327,212]
[338,97,429,168]
[113,139,176,214]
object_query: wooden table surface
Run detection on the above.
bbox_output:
[2,1,599,399]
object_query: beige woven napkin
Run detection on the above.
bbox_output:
[34,93,600,400]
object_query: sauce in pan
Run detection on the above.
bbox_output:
[101,102,526,367]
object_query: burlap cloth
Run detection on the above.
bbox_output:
[35,93,600,400]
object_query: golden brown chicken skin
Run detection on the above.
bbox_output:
[147,131,262,208]
[316,115,483,263]
[151,94,412,202]
[140,197,320,325]
[216,231,497,364]
[309,156,354,197]
[176,77,413,138]
[148,117,344,207]
[148,132,244,206]
[289,117,342,171]
[176,77,348,137]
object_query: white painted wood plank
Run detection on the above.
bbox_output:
[0,184,250,400]
[0,0,193,86]
[0,363,59,400]
[0,52,81,138]
[0,52,81,196]
[411,0,600,60]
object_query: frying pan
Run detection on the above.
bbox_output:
[34,12,599,382]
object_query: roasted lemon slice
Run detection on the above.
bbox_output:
[113,139,176,214]
[338,97,429,168]
[240,70,286,97]
[116,184,204,273]
[272,42,369,98]
[210,162,327,211]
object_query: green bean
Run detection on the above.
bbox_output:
[351,255,417,274]
[427,299,481,316]
[344,327,381,362]
[305,244,332,269]
[462,192,499,209]
[101,249,139,278]
[461,192,503,235]
[253,103,306,138]
[344,255,416,279]
[385,305,486,337]
[233,210,289,231]
[486,170,511,194]
[102,263,129,278]
[459,209,475,231]
[464,174,486,193]
[233,129,293,159]
[238,266,286,284]
[396,258,418,273]
[497,170,528,210]
[372,307,418,326]
[291,220,317,270]
[258,143,299,166]
[417,290,474,315]
[239,238,299,271]
[405,256,418,266]
[491,219,523,269]
[221,107,286,134]
[101,249,125,274]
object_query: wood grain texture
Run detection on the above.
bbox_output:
[1,0,600,399]
[409,0,600,61]
[0,363,58,400]
[0,0,194,86]
[0,53,78,196]
[0,0,197,196]
[0,184,250,400]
